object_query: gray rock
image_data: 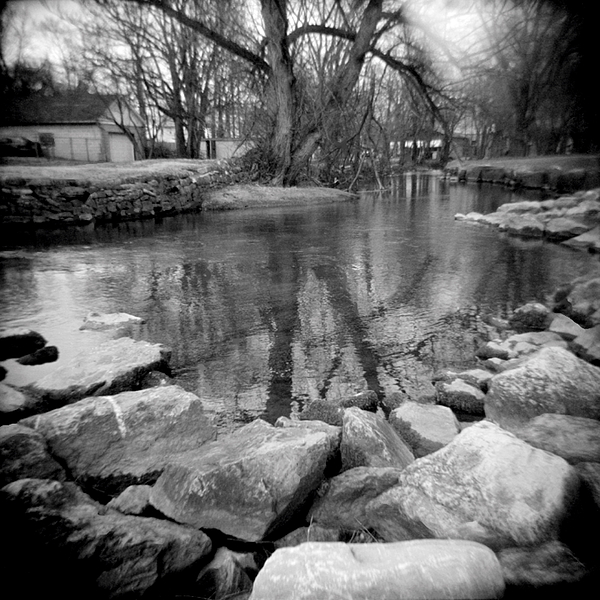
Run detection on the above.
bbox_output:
[498,541,587,587]
[485,347,600,432]
[308,467,403,531]
[571,324,600,365]
[249,540,505,600]
[20,385,216,496]
[0,423,65,487]
[298,399,343,426]
[498,213,545,237]
[515,413,600,464]
[0,382,28,421]
[548,312,586,341]
[0,327,46,360]
[389,402,460,457]
[575,462,600,508]
[435,379,485,415]
[338,389,378,411]
[544,217,591,241]
[26,337,171,411]
[150,418,339,541]
[366,421,578,548]
[562,225,600,252]
[1,478,212,598]
[340,407,414,471]
[196,547,255,600]
[508,302,552,332]
[107,485,153,515]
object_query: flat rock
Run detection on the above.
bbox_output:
[26,337,171,412]
[150,418,339,541]
[515,413,600,464]
[0,423,65,487]
[485,347,600,431]
[308,467,404,531]
[340,407,414,471]
[20,385,216,497]
[0,327,46,360]
[1,478,212,599]
[389,402,460,457]
[435,379,485,415]
[366,420,579,548]
[249,540,505,600]
[107,485,153,516]
[498,213,545,237]
[80,311,145,331]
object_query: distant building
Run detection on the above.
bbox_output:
[0,91,144,163]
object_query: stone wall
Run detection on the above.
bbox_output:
[0,160,251,226]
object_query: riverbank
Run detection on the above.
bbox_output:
[445,154,600,193]
[0,158,357,226]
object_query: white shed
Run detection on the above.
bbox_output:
[0,91,144,163]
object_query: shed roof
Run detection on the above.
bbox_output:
[1,92,120,126]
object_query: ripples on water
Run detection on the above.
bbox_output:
[1,174,598,431]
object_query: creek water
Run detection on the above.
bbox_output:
[1,173,597,431]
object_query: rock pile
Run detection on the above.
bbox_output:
[2,276,600,599]
[455,188,600,252]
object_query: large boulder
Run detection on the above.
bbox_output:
[25,337,171,413]
[19,385,217,497]
[150,418,339,541]
[498,213,545,237]
[1,478,213,599]
[389,402,460,457]
[515,413,600,464]
[308,467,403,531]
[249,540,505,600]
[485,347,600,431]
[548,313,586,341]
[340,407,414,471]
[0,327,46,360]
[0,423,65,487]
[366,421,579,549]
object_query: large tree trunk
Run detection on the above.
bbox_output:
[284,0,384,186]
[260,0,295,186]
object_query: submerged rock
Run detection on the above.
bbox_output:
[0,382,28,422]
[250,540,505,600]
[485,346,600,431]
[150,419,339,541]
[0,327,46,361]
[366,421,578,549]
[80,311,145,331]
[20,385,216,497]
[26,337,171,413]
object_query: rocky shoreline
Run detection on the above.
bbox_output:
[1,250,600,598]
[455,187,600,253]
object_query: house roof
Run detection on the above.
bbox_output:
[1,92,120,126]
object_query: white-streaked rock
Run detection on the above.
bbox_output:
[249,540,505,600]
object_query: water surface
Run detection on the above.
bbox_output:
[1,174,597,430]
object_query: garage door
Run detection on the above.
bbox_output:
[108,133,134,163]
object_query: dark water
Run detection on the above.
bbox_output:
[1,174,598,430]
